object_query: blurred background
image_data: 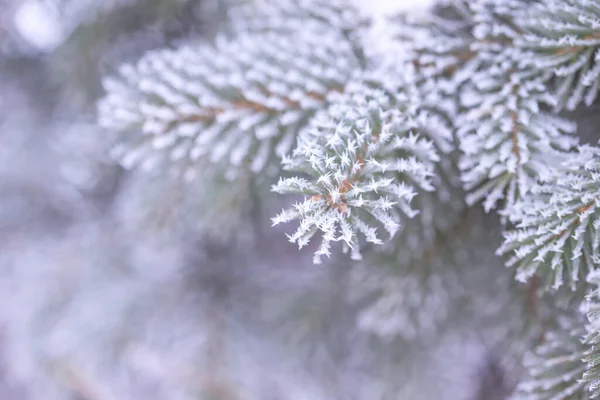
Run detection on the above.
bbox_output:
[0,1,538,399]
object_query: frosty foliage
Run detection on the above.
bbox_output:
[390,0,581,213]
[518,0,600,111]
[386,113,464,267]
[498,146,600,290]
[98,27,359,180]
[272,77,442,264]
[8,0,600,398]
[452,1,578,212]
[457,61,579,212]
[387,1,476,83]
[583,270,600,398]
[392,0,526,90]
[513,314,590,400]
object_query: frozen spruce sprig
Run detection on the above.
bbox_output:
[513,313,590,400]
[272,79,440,264]
[498,145,600,290]
[98,27,359,180]
[583,270,600,398]
[517,0,600,111]
[457,55,578,213]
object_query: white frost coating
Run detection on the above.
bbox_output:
[98,27,359,178]
[518,0,600,110]
[456,55,578,212]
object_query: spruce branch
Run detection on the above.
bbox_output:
[498,145,600,290]
[393,0,524,84]
[457,60,579,212]
[391,0,580,212]
[386,2,479,87]
[366,76,462,268]
[272,76,444,264]
[518,0,600,111]
[583,271,600,398]
[387,133,464,267]
[513,314,590,400]
[98,27,360,179]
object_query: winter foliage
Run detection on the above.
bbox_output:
[518,0,600,111]
[5,0,600,398]
[513,314,590,400]
[98,27,359,179]
[94,0,600,396]
[498,146,600,290]
[456,65,579,212]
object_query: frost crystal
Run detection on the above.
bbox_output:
[272,78,441,264]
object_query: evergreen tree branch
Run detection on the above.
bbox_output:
[98,26,360,179]
[513,314,590,400]
[498,145,600,290]
[517,0,600,110]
